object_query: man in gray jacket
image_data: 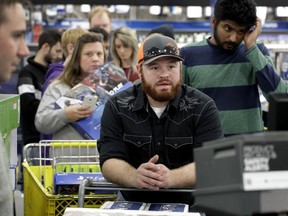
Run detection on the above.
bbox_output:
[0,0,29,215]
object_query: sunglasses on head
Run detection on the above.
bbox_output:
[142,45,179,61]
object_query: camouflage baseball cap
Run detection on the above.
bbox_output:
[138,33,183,65]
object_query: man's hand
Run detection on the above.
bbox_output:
[244,18,262,50]
[134,155,172,190]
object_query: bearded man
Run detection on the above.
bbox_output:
[97,34,223,206]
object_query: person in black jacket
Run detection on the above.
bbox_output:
[17,29,62,145]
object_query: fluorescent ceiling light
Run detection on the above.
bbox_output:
[115,5,130,14]
[56,5,65,10]
[66,5,74,13]
[108,6,115,13]
[256,6,267,25]
[149,6,161,15]
[204,6,212,17]
[80,4,91,13]
[276,7,288,17]
[187,6,202,18]
[46,6,57,17]
[171,6,182,15]
[162,6,170,15]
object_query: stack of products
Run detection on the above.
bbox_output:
[100,201,189,212]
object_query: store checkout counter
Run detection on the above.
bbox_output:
[194,132,288,216]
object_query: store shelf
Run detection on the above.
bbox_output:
[30,0,288,6]
[266,44,288,50]
[44,20,288,33]
[30,0,210,6]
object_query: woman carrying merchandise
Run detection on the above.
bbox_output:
[35,32,106,140]
[110,27,140,83]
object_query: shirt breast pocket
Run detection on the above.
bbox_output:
[165,137,194,168]
[123,134,152,160]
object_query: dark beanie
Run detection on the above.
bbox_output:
[148,24,175,39]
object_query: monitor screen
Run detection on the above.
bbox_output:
[267,92,288,131]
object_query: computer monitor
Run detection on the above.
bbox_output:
[267,92,288,131]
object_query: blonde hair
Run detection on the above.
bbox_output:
[61,27,88,57]
[88,6,112,23]
[110,27,139,73]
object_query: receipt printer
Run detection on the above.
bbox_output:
[194,132,288,216]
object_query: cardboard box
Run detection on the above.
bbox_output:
[63,208,202,216]
[54,172,117,195]
[56,82,133,140]
[100,201,189,212]
[0,94,19,166]
[55,63,133,140]
[0,94,20,134]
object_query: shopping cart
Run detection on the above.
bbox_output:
[22,140,117,216]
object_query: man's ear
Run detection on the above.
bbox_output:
[211,16,216,29]
[42,43,50,53]
[136,63,142,79]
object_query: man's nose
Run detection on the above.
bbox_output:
[19,40,29,57]
[229,31,237,42]
[159,68,169,78]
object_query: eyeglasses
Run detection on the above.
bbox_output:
[142,45,180,62]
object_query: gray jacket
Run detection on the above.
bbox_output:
[0,135,13,216]
[35,80,83,140]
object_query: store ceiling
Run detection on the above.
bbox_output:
[30,0,288,6]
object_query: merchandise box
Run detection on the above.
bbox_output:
[54,172,117,195]
[144,203,189,212]
[101,201,146,210]
[56,63,133,140]
[101,201,189,212]
[63,208,202,216]
[56,82,133,140]
[0,94,20,166]
[0,94,20,134]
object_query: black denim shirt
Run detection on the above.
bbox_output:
[98,84,223,204]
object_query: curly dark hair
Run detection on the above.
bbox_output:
[214,0,257,27]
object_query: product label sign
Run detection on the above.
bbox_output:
[242,142,288,191]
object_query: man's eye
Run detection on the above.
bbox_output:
[238,30,246,35]
[13,33,24,39]
[225,26,231,31]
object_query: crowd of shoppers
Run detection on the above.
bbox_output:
[1,0,288,214]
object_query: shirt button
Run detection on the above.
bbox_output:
[157,142,161,146]
[174,143,178,147]
[137,141,141,145]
